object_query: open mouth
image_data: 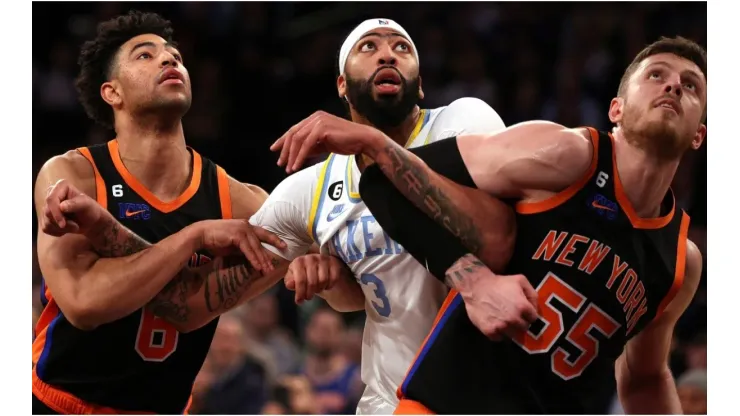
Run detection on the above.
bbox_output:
[373,68,402,94]
[655,98,680,114]
[159,68,184,84]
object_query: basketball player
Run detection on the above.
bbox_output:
[273,36,707,413]
[33,11,354,414]
[250,18,516,415]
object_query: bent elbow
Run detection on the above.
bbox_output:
[63,303,103,331]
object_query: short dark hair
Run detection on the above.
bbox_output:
[617,36,707,98]
[75,11,175,129]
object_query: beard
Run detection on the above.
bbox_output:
[345,69,420,130]
[621,100,693,160]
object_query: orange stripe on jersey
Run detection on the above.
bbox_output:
[608,132,675,229]
[655,212,691,318]
[394,399,436,415]
[33,370,154,414]
[76,147,107,207]
[32,286,57,366]
[515,127,600,214]
[216,166,232,219]
[107,140,202,213]
[396,290,460,400]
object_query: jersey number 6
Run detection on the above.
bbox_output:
[511,272,621,380]
[135,310,179,362]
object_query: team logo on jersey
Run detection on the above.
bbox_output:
[588,193,618,221]
[328,181,344,201]
[118,202,151,220]
[327,204,347,222]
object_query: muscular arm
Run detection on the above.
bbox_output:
[34,151,205,330]
[615,240,703,414]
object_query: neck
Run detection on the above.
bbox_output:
[113,113,192,199]
[350,106,421,147]
[612,127,681,218]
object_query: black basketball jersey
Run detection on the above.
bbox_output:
[399,128,690,414]
[33,140,233,414]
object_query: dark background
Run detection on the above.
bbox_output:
[32,2,707,414]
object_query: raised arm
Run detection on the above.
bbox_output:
[616,240,703,414]
[35,151,207,330]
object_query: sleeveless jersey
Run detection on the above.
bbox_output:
[249,99,507,414]
[399,128,691,414]
[32,140,232,414]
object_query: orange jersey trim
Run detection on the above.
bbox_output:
[655,212,691,318]
[216,166,232,219]
[32,285,57,366]
[396,290,460,400]
[608,132,675,229]
[394,399,436,415]
[76,147,107,207]
[107,140,202,213]
[515,127,600,214]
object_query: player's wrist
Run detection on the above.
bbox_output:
[360,127,391,158]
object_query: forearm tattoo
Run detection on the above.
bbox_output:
[374,144,483,254]
[89,220,151,257]
[444,253,487,290]
[148,256,283,323]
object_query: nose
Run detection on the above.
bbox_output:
[159,51,179,68]
[376,43,397,67]
[664,74,682,98]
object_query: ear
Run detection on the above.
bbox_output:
[418,75,424,100]
[337,74,346,99]
[101,80,122,108]
[608,97,624,125]
[691,123,707,150]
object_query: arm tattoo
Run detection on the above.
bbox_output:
[148,256,283,323]
[89,220,151,257]
[374,144,482,254]
[444,253,487,290]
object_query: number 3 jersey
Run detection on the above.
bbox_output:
[398,128,691,414]
[249,99,507,414]
[32,140,231,414]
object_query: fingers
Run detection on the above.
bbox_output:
[326,257,341,290]
[304,256,319,301]
[58,194,90,215]
[237,228,264,272]
[284,269,296,291]
[286,116,320,173]
[291,258,308,304]
[45,180,69,229]
[518,275,540,315]
[291,123,322,173]
[252,226,287,250]
[275,113,317,167]
[316,257,329,293]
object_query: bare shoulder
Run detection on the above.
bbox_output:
[225,174,270,220]
[34,150,96,210]
[668,238,703,316]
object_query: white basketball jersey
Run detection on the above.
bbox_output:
[310,108,449,412]
[250,98,507,414]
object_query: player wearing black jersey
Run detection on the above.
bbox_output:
[32,11,354,415]
[271,36,706,414]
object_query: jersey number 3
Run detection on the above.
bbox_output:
[512,272,621,380]
[360,273,391,317]
[135,310,179,362]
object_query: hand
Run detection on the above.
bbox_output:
[284,253,348,304]
[449,256,538,340]
[195,220,287,272]
[41,179,107,237]
[270,111,388,173]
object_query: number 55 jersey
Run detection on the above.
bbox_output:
[397,128,691,414]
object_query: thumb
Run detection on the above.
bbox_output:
[253,226,287,249]
[59,194,90,214]
[284,269,296,290]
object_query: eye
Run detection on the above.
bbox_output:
[395,43,410,52]
[360,41,376,52]
[683,81,696,91]
[173,53,183,63]
[648,71,661,80]
[137,52,152,60]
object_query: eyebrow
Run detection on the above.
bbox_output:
[129,41,180,56]
[648,61,704,84]
[358,32,411,43]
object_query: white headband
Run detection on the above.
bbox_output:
[338,18,418,75]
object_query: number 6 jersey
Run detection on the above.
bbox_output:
[397,128,691,414]
[32,140,230,414]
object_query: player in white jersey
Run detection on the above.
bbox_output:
[251,19,506,414]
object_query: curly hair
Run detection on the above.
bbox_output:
[75,11,175,129]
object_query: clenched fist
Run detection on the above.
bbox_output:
[284,254,350,303]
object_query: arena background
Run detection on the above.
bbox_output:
[31,2,707,414]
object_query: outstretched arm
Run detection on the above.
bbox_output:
[616,239,703,414]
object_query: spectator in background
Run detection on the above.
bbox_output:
[683,332,707,372]
[303,308,363,414]
[194,314,271,414]
[242,293,302,376]
[262,375,321,414]
[677,369,707,415]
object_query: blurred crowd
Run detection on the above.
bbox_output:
[32,2,707,414]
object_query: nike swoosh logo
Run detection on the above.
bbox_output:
[591,201,615,212]
[327,209,345,222]
[125,209,147,217]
